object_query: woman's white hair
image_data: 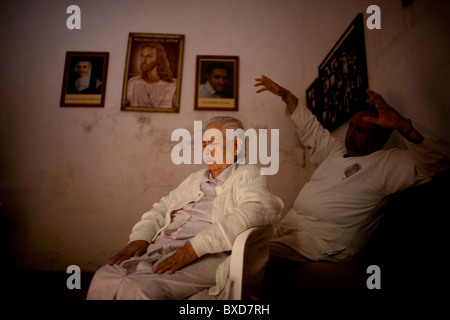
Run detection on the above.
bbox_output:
[205,116,245,133]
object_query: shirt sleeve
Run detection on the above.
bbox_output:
[403,123,450,178]
[288,103,344,166]
[374,125,450,196]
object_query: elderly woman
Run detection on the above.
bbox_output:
[86,116,283,300]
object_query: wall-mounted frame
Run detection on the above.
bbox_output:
[121,33,184,113]
[307,13,369,131]
[194,55,239,111]
[60,51,109,108]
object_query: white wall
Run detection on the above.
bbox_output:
[1,0,449,272]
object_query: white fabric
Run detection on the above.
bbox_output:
[272,102,448,261]
[199,81,219,98]
[155,164,236,252]
[86,251,229,300]
[75,75,90,92]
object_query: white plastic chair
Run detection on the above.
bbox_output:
[228,226,271,300]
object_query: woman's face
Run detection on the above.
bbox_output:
[76,62,90,77]
[203,124,235,178]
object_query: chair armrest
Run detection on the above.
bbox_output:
[229,226,266,300]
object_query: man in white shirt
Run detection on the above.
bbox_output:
[254,75,448,263]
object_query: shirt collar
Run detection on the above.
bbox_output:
[205,81,216,94]
[204,163,238,185]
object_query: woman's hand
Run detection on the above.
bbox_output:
[153,242,198,274]
[107,240,149,265]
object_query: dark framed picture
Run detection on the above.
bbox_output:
[307,13,369,131]
[60,51,109,108]
[194,55,239,111]
[121,33,184,113]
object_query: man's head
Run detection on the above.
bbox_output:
[344,110,392,157]
[203,116,244,177]
[139,42,173,82]
[205,63,229,94]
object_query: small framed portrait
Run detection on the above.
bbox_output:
[60,51,109,108]
[194,55,239,111]
[121,33,185,113]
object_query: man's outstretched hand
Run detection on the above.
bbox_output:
[255,75,298,113]
[255,75,289,99]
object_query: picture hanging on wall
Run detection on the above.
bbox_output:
[194,55,239,111]
[60,51,109,108]
[306,13,369,131]
[121,33,185,113]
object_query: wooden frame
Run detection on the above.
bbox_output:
[121,33,185,113]
[60,51,109,108]
[194,55,239,111]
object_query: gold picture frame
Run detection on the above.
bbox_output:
[121,33,185,113]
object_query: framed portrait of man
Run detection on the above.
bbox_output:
[60,51,109,108]
[194,55,239,111]
[121,33,185,113]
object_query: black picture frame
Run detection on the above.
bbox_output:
[60,51,109,108]
[307,13,369,131]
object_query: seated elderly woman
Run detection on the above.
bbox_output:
[86,116,283,300]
